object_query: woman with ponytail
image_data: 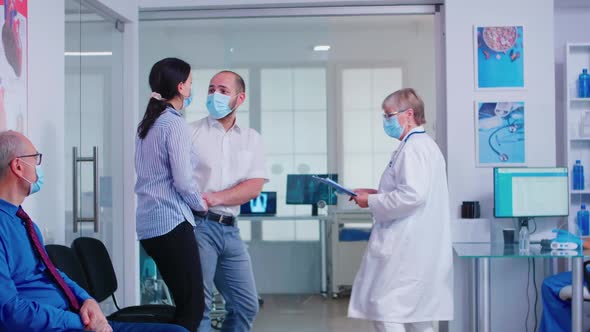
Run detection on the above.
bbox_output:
[134,58,206,332]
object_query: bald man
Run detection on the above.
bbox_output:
[189,71,268,331]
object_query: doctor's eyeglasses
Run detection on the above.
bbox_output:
[16,153,43,165]
[382,108,409,119]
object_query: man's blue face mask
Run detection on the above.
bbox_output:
[206,92,235,119]
[19,159,44,195]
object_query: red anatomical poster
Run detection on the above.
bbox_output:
[0,0,26,133]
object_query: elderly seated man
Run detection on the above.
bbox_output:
[0,130,188,332]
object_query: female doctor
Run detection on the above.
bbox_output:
[348,88,453,332]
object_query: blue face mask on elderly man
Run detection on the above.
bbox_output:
[206,92,236,119]
[18,159,44,195]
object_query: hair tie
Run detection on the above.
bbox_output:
[150,92,163,101]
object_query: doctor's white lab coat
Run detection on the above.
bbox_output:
[348,127,454,323]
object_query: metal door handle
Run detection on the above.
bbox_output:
[72,146,99,232]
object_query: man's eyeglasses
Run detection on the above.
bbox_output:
[382,108,409,120]
[16,153,42,166]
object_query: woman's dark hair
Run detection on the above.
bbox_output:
[137,57,191,139]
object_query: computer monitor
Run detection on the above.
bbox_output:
[494,167,569,218]
[240,191,277,216]
[286,174,338,207]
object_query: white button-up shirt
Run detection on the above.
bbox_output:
[189,116,268,217]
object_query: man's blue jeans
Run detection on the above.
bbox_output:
[194,215,259,332]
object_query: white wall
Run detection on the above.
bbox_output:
[25,1,66,244]
[445,0,556,331]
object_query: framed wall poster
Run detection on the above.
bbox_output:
[474,25,524,89]
[0,0,27,133]
[475,101,525,166]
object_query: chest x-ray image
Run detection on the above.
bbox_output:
[477,101,525,165]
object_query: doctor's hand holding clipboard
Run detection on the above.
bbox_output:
[349,188,378,208]
[310,175,376,208]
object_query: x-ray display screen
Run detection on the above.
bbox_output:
[494,167,568,218]
[240,191,277,216]
[286,174,338,205]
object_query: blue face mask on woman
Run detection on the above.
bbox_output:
[19,160,44,195]
[383,116,404,139]
[206,92,235,119]
[183,85,195,109]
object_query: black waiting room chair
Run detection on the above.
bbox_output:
[45,244,90,292]
[71,237,176,323]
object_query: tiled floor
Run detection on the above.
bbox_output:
[252,294,373,332]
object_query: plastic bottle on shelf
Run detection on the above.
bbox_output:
[573,160,585,190]
[579,69,590,98]
[577,204,590,236]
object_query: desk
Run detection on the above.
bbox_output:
[236,215,332,295]
[453,242,585,332]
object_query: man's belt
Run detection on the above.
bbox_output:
[193,210,235,226]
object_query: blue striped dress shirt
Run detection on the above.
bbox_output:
[135,107,206,240]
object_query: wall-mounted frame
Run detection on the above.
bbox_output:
[474,25,524,90]
[475,101,525,166]
[0,0,27,133]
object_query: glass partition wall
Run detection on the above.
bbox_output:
[65,0,126,314]
[139,13,436,296]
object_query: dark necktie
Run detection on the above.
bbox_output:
[17,207,81,312]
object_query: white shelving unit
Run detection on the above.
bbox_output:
[565,43,590,226]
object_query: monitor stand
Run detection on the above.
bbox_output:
[312,204,318,216]
[518,217,531,229]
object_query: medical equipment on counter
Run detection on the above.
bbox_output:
[550,229,582,250]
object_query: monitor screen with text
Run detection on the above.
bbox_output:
[494,167,569,218]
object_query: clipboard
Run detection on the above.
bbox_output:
[311,175,357,197]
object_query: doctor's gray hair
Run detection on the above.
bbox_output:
[382,88,426,125]
[0,131,25,178]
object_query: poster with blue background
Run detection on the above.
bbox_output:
[476,26,524,88]
[477,101,525,166]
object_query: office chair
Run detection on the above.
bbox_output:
[45,244,90,292]
[71,237,176,323]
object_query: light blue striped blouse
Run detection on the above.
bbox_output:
[135,107,206,240]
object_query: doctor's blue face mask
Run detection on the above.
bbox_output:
[382,109,408,139]
[206,92,236,119]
